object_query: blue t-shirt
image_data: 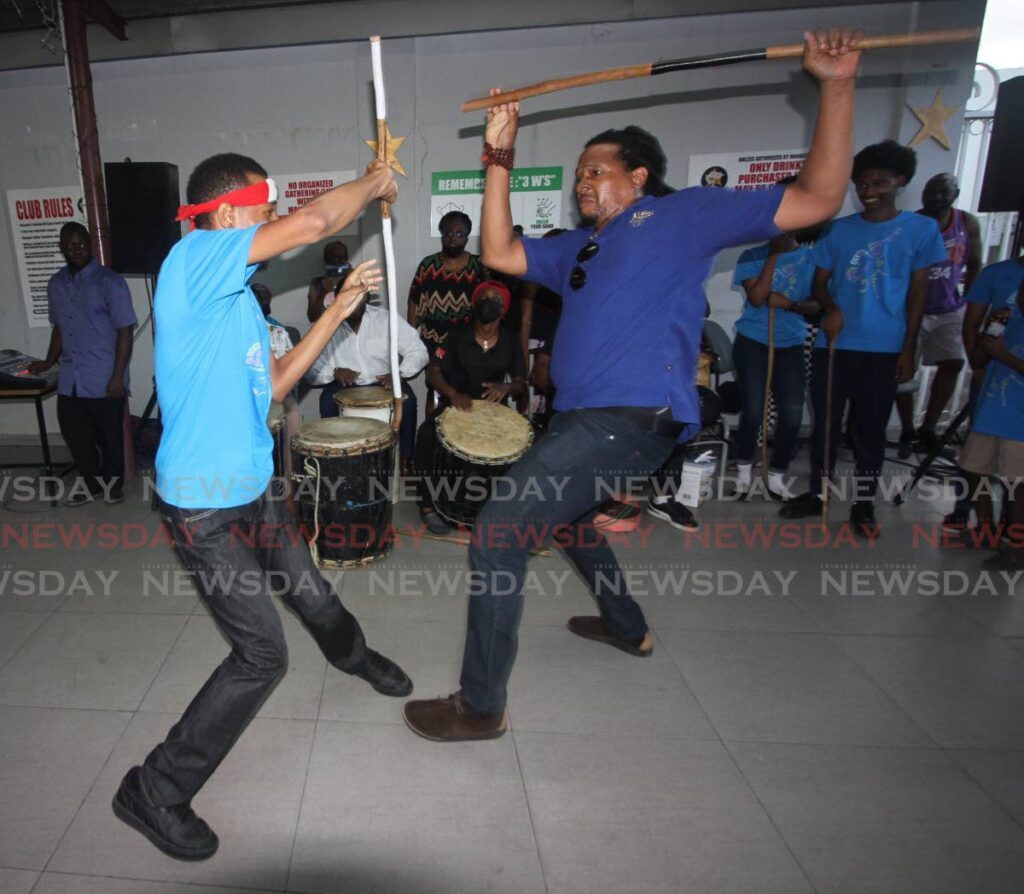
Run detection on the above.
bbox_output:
[154,226,273,508]
[966,258,1024,313]
[522,185,784,438]
[972,307,1024,442]
[732,243,814,348]
[809,211,946,352]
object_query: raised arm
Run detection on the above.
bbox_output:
[480,90,528,276]
[250,161,397,264]
[774,28,862,232]
[269,261,382,402]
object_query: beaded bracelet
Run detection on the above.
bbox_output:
[481,142,515,170]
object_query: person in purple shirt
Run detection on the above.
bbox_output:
[29,222,136,505]
[404,27,865,742]
[894,173,981,452]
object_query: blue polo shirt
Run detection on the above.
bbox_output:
[809,211,947,352]
[47,259,137,397]
[732,243,814,348]
[966,258,1024,313]
[522,185,784,438]
[154,226,272,509]
[972,307,1024,442]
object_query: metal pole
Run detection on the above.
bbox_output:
[61,0,111,266]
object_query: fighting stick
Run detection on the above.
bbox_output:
[462,28,978,112]
[761,307,776,495]
[370,36,403,435]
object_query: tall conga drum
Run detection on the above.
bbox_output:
[433,401,534,526]
[290,418,395,568]
[267,401,286,476]
[334,385,395,424]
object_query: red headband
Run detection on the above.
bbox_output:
[471,280,512,318]
[175,178,278,230]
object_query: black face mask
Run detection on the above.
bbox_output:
[474,299,502,324]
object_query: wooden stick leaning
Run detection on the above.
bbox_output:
[761,307,776,496]
[821,340,837,526]
[461,27,978,111]
[369,36,403,435]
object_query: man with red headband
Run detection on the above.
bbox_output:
[415,280,526,533]
[111,152,411,861]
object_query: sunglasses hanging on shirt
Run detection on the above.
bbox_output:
[570,240,600,291]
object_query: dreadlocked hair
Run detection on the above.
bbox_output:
[585,126,675,197]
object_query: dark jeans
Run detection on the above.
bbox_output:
[413,417,440,509]
[319,380,417,460]
[56,391,125,496]
[732,333,805,470]
[809,348,898,501]
[139,490,367,807]
[459,408,676,715]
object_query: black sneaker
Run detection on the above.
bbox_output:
[105,489,125,506]
[111,766,218,861]
[778,492,823,519]
[897,431,914,459]
[646,498,699,532]
[420,510,450,536]
[352,649,413,697]
[850,501,879,538]
[65,490,96,507]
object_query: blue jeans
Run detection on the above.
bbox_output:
[459,408,677,715]
[319,380,418,460]
[140,490,366,807]
[731,333,805,470]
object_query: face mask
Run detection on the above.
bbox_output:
[474,299,503,324]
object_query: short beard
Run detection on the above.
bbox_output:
[441,244,464,258]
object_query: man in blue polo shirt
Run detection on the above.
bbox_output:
[404,27,865,741]
[110,153,411,862]
[29,222,136,505]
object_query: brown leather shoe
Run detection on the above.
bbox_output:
[403,692,508,742]
[567,616,653,657]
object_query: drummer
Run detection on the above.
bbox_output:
[305,286,428,467]
[415,280,527,534]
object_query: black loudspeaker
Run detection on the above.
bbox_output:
[104,161,181,275]
[978,76,1024,213]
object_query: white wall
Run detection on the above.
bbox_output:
[0,0,982,437]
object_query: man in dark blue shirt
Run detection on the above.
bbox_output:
[405,28,866,741]
[30,222,136,505]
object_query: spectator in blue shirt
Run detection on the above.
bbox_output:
[958,280,1024,570]
[404,27,866,742]
[780,140,947,534]
[29,222,136,505]
[731,176,823,499]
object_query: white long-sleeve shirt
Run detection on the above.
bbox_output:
[305,304,429,386]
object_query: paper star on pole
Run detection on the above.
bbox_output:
[907,88,958,150]
[366,122,407,176]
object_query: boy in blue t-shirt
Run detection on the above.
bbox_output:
[731,201,823,497]
[959,280,1024,570]
[112,153,411,862]
[781,140,946,533]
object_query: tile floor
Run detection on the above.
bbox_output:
[1,463,1023,894]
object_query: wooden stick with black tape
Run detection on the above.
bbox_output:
[462,28,978,112]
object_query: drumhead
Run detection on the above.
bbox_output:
[291,417,393,456]
[267,401,285,434]
[335,385,393,409]
[437,401,533,463]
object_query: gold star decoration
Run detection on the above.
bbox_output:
[366,122,407,176]
[907,88,958,150]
